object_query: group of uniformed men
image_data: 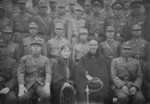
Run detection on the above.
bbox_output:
[0,0,150,104]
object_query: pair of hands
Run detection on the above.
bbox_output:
[122,86,137,95]
[18,83,50,97]
[63,82,72,88]
[0,87,9,94]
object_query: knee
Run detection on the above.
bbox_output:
[118,95,129,102]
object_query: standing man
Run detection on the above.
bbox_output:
[0,4,10,32]
[17,39,51,104]
[111,44,145,104]
[53,2,72,40]
[0,44,17,104]
[34,1,52,41]
[2,27,20,63]
[124,24,149,66]
[11,0,32,45]
[27,0,40,16]
[106,1,127,41]
[86,0,106,41]
[83,0,93,20]
[21,21,47,57]
[126,1,146,39]
[99,25,121,63]
[47,23,70,59]
[49,0,58,20]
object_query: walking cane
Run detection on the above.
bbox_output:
[85,85,90,104]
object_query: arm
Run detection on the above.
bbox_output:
[15,44,21,63]
[5,60,17,90]
[111,59,126,88]
[42,40,48,56]
[72,45,77,62]
[17,57,25,85]
[133,61,143,90]
[45,57,52,85]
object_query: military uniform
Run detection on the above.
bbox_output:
[22,36,47,56]
[33,2,52,41]
[0,45,17,104]
[2,27,20,62]
[0,5,11,32]
[53,3,72,40]
[106,1,127,41]
[124,38,149,62]
[111,45,145,104]
[126,1,146,39]
[47,36,70,58]
[17,39,51,104]
[86,1,106,39]
[27,4,39,16]
[99,39,121,62]
[48,0,58,20]
[11,0,32,44]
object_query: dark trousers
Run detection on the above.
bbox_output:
[0,84,17,104]
[18,83,50,104]
[115,89,145,104]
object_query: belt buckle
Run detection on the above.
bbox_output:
[34,73,37,77]
[0,76,2,82]
[124,77,129,83]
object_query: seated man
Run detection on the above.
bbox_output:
[0,44,17,104]
[17,38,51,104]
[111,43,145,104]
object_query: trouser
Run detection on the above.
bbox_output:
[115,89,145,104]
[18,83,50,104]
[0,84,17,104]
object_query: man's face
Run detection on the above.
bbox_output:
[19,3,26,11]
[30,44,42,54]
[29,27,38,36]
[121,49,131,58]
[69,4,75,11]
[104,0,112,7]
[75,10,83,17]
[113,9,122,16]
[132,25,142,37]
[92,6,101,13]
[58,7,65,15]
[84,5,91,12]
[49,2,57,9]
[32,0,40,5]
[3,32,12,41]
[79,33,88,41]
[89,40,98,54]
[124,1,131,9]
[61,46,71,59]
[39,7,48,14]
[55,27,64,37]
[105,27,115,39]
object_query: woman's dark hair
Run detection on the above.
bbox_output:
[61,44,72,51]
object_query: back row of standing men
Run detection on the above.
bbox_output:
[1,0,150,104]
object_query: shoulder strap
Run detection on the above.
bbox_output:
[105,41,114,53]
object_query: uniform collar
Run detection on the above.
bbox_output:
[87,50,99,58]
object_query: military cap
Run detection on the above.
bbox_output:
[79,28,88,34]
[84,0,91,6]
[74,5,84,11]
[57,2,66,8]
[106,25,115,32]
[38,1,47,7]
[111,1,124,9]
[29,22,38,28]
[55,23,64,29]
[30,38,42,46]
[121,43,132,50]
[49,0,57,3]
[18,0,27,3]
[68,0,76,5]
[130,1,142,9]
[3,27,13,33]
[92,0,103,6]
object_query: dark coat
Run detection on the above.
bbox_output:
[75,51,111,103]
[51,57,76,87]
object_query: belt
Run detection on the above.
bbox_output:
[26,72,44,77]
[119,77,134,83]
